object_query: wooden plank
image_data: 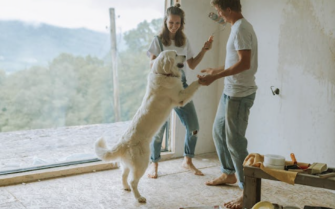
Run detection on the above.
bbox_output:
[295,173,335,190]
[244,166,278,181]
[244,166,335,190]
[109,8,121,122]
[0,161,118,187]
[243,175,261,209]
[243,166,335,209]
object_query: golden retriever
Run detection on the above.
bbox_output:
[95,50,200,203]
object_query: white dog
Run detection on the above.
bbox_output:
[95,50,200,203]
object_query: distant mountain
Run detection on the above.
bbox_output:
[0,20,125,73]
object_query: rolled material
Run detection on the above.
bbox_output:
[264,154,286,166]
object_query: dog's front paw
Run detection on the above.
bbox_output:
[137,196,146,203]
[123,187,131,191]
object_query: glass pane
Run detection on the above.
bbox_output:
[0,0,165,174]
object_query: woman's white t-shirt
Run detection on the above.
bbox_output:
[147,37,195,65]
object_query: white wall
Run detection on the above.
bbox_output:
[241,0,335,167]
[171,0,220,157]
[173,0,335,167]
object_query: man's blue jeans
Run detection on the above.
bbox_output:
[213,92,256,189]
[150,70,199,162]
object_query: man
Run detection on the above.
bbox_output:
[198,0,258,208]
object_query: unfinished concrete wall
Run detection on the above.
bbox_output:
[241,0,335,166]
[173,0,335,168]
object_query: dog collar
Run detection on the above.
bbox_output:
[155,73,176,77]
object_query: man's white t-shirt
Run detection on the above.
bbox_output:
[147,37,194,65]
[224,18,258,97]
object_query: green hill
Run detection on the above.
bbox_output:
[0,20,112,73]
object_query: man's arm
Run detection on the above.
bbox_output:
[216,49,251,78]
[198,49,251,86]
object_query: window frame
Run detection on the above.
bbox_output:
[0,0,177,185]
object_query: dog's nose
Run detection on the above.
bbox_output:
[177,63,184,68]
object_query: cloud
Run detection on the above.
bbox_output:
[0,0,165,32]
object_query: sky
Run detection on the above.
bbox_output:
[0,0,165,33]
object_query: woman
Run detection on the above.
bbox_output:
[146,3,213,178]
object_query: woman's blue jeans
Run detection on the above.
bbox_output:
[150,70,199,162]
[213,92,256,189]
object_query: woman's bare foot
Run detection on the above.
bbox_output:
[147,162,158,178]
[182,156,204,176]
[206,173,237,185]
[223,194,243,209]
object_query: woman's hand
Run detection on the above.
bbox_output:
[203,36,213,51]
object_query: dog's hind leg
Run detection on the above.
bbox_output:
[121,163,131,191]
[129,167,147,203]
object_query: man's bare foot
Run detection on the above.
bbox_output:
[206,173,237,186]
[223,194,243,209]
[147,162,158,178]
[182,156,204,176]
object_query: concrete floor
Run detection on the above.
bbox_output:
[0,122,131,173]
[0,153,334,209]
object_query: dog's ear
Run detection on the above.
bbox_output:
[162,53,175,74]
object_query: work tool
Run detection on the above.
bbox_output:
[285,153,309,170]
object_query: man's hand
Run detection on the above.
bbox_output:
[197,74,217,86]
[198,65,225,86]
[201,68,218,75]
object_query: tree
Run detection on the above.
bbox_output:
[117,18,163,120]
[0,54,115,132]
[0,17,163,132]
[123,18,163,53]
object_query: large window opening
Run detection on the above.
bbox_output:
[0,0,166,175]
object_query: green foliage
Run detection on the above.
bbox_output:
[123,18,163,53]
[0,18,163,132]
[118,51,150,120]
[117,18,163,121]
[0,54,114,132]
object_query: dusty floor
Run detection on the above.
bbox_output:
[0,153,334,209]
[0,122,131,173]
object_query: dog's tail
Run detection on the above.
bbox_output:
[95,137,122,161]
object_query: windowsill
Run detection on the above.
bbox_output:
[0,121,176,187]
[0,152,175,187]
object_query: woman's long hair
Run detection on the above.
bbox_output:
[159,3,186,47]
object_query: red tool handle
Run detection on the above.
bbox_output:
[290,153,297,164]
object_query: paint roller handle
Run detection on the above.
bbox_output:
[290,153,297,164]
